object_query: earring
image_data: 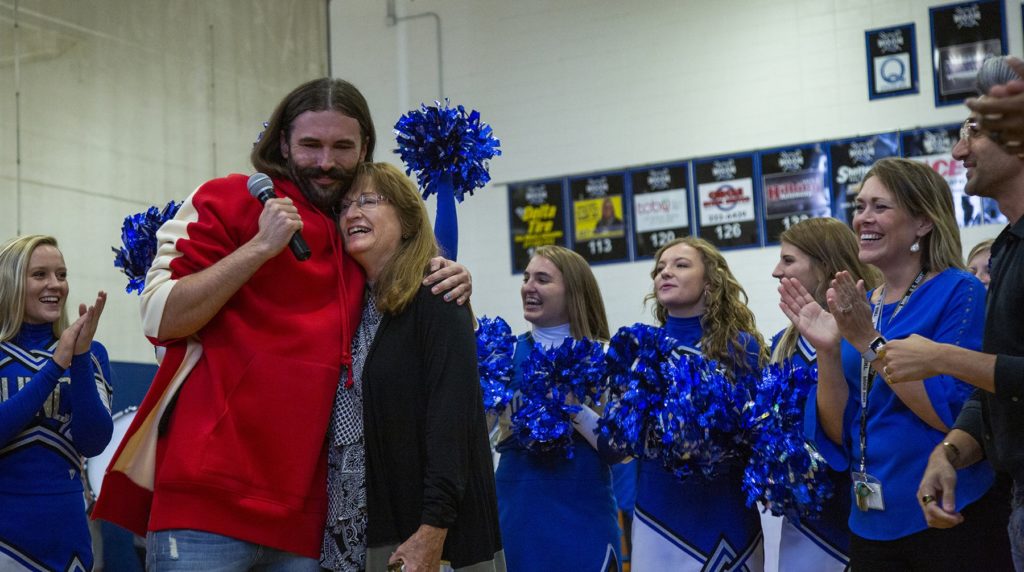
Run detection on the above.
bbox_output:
[910,240,920,253]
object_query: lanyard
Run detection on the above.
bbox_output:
[857,269,926,474]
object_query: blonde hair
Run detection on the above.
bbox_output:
[0,235,69,342]
[529,245,610,341]
[646,236,767,373]
[863,158,964,272]
[772,218,881,363]
[967,238,995,264]
[352,163,438,314]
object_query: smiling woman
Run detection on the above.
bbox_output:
[323,163,504,572]
[0,235,112,571]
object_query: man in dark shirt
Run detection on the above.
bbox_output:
[877,55,1024,567]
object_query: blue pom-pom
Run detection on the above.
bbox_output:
[394,100,501,202]
[475,316,516,413]
[511,337,606,457]
[599,323,756,481]
[112,201,182,294]
[741,362,834,521]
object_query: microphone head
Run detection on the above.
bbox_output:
[247,172,274,199]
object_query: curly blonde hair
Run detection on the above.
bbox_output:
[645,236,767,374]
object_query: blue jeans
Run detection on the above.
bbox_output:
[146,529,321,572]
[1011,483,1024,572]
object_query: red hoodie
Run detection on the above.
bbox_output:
[94,174,364,558]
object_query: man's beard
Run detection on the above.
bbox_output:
[287,161,356,215]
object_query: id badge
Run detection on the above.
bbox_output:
[852,471,885,511]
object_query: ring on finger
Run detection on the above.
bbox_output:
[838,304,853,313]
[921,494,936,505]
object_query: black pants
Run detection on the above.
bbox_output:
[850,480,1013,571]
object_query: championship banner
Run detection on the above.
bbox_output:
[828,133,900,225]
[759,145,831,244]
[507,179,568,273]
[929,0,1006,107]
[569,172,630,264]
[901,125,1005,226]
[865,24,918,99]
[692,155,761,249]
[630,163,692,259]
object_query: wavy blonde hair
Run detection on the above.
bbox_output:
[352,163,438,314]
[645,236,767,373]
[771,218,881,363]
[529,245,610,342]
[0,235,69,342]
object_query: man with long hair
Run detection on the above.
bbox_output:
[94,78,470,569]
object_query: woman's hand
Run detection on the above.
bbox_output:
[424,258,472,305]
[826,271,877,352]
[74,291,107,356]
[778,277,840,352]
[389,524,447,572]
[53,313,88,369]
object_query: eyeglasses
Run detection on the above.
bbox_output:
[960,118,981,142]
[340,193,388,212]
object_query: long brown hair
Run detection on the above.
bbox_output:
[863,158,964,272]
[251,78,376,179]
[645,236,767,373]
[529,245,610,342]
[0,235,69,342]
[772,218,881,363]
[352,163,438,315]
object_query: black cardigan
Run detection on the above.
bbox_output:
[362,286,501,567]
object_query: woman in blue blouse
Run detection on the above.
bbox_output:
[0,235,112,571]
[494,245,621,571]
[631,236,767,572]
[770,217,879,571]
[779,158,1011,570]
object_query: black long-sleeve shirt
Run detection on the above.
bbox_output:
[953,216,1024,482]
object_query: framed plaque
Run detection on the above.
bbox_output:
[866,24,919,99]
[929,0,1006,106]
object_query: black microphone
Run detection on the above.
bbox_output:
[247,173,311,261]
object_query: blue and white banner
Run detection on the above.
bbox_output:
[693,155,762,249]
[630,163,692,259]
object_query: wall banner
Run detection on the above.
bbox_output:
[901,125,1005,226]
[630,163,692,259]
[569,172,631,264]
[507,179,568,273]
[692,155,762,249]
[759,144,831,244]
[828,133,900,225]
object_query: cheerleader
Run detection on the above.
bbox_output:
[630,237,767,572]
[494,245,621,571]
[770,218,879,571]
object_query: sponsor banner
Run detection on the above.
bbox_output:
[693,155,762,249]
[901,125,1005,226]
[570,172,631,263]
[759,145,831,244]
[865,24,919,99]
[828,133,900,224]
[929,0,1006,106]
[507,179,568,273]
[630,163,691,259]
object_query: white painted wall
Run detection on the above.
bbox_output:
[329,0,1008,342]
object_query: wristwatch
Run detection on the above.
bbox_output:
[861,336,888,362]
